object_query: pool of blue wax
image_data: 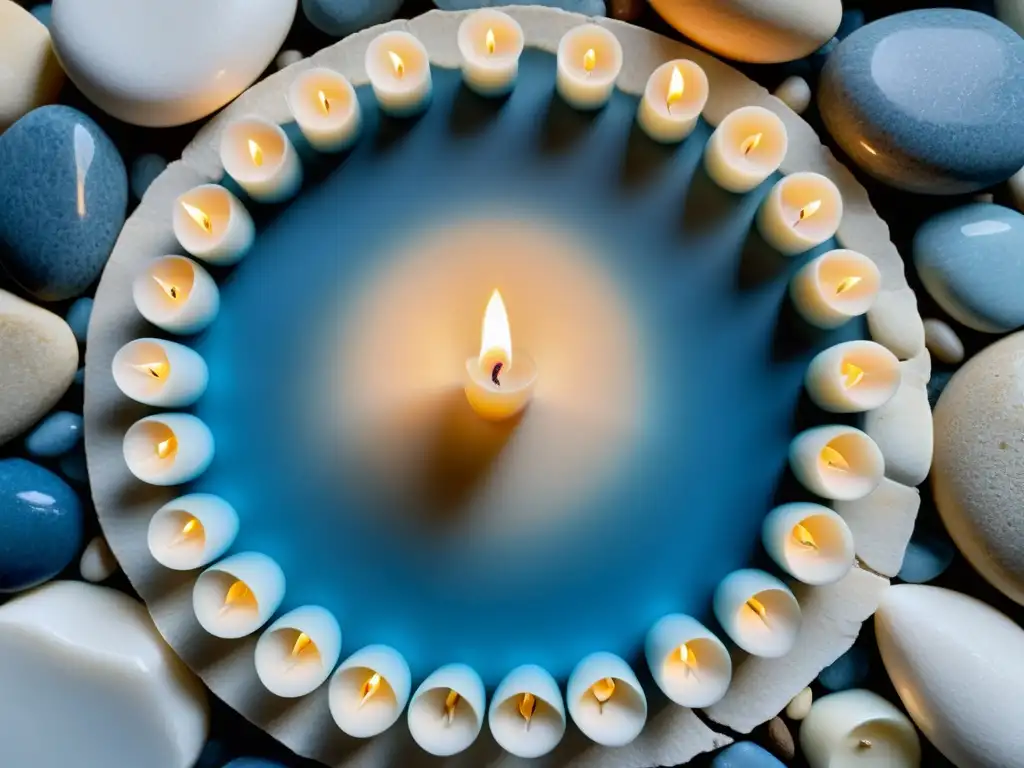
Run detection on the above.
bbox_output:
[190,49,861,687]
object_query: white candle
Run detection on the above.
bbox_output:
[192,551,286,639]
[805,341,902,414]
[762,503,855,586]
[790,249,881,329]
[173,184,254,265]
[644,614,731,708]
[713,569,802,658]
[407,663,486,756]
[758,172,843,256]
[800,689,921,768]
[112,338,208,407]
[365,31,432,118]
[789,425,884,501]
[219,117,302,203]
[488,664,565,759]
[637,60,708,144]
[458,9,524,98]
[464,289,537,421]
[329,644,411,738]
[255,605,342,698]
[556,24,623,111]
[703,106,788,193]
[122,413,214,486]
[133,255,220,335]
[287,68,361,153]
[566,652,647,747]
[147,493,239,571]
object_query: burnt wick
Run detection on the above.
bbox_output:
[491,362,503,386]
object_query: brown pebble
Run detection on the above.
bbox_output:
[609,0,646,21]
[767,716,796,761]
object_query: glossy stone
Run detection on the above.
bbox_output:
[819,10,1024,194]
[24,411,82,458]
[0,106,127,301]
[79,535,117,582]
[65,297,92,343]
[923,318,964,364]
[816,645,869,691]
[435,0,604,13]
[712,741,786,768]
[303,0,403,36]
[0,1,64,130]
[130,153,167,201]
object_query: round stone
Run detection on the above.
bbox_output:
[819,10,1024,195]
[712,741,786,767]
[303,0,403,36]
[274,49,303,71]
[24,411,83,458]
[129,153,167,201]
[766,717,795,761]
[773,75,811,115]
[816,645,870,692]
[923,318,965,364]
[0,1,63,130]
[79,535,117,582]
[785,687,813,720]
[65,297,92,344]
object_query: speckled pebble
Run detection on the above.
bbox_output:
[303,0,404,36]
[785,687,813,720]
[899,527,957,584]
[773,75,811,114]
[1008,165,1024,213]
[275,49,304,70]
[766,717,795,761]
[129,153,167,201]
[24,411,82,458]
[923,319,965,364]
[64,297,92,344]
[435,0,606,15]
[79,535,117,582]
[712,742,786,768]
[58,447,87,485]
[817,645,870,691]
[29,3,50,27]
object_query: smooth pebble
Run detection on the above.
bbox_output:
[65,297,92,344]
[816,645,869,692]
[303,0,403,35]
[79,535,118,582]
[434,0,605,13]
[898,527,956,584]
[0,1,64,130]
[712,741,786,767]
[923,318,964,364]
[24,411,83,458]
[766,717,795,761]
[773,75,811,114]
[785,687,813,720]
[275,49,303,70]
[130,153,167,201]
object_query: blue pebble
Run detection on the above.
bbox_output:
[899,528,957,583]
[58,448,88,485]
[30,3,51,27]
[24,411,83,458]
[0,105,128,301]
[817,645,870,691]
[302,0,404,36]
[712,742,785,768]
[65,297,92,344]
[433,0,606,15]
[130,153,167,201]
[0,458,83,592]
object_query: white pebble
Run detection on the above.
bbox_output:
[79,535,118,582]
[275,49,303,70]
[786,687,813,720]
[1009,165,1024,213]
[923,318,965,365]
[773,75,812,115]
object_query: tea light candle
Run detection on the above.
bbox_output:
[147,493,239,571]
[790,249,881,329]
[287,68,361,153]
[133,256,220,335]
[192,551,286,639]
[488,664,566,759]
[567,652,647,747]
[800,689,921,768]
[762,503,855,586]
[173,184,254,265]
[122,413,214,486]
[329,644,412,738]
[112,338,208,407]
[758,172,843,256]
[255,605,342,698]
[805,341,902,414]
[637,60,708,144]
[407,663,486,756]
[457,9,524,97]
[365,31,432,117]
[464,289,537,421]
[556,24,623,111]
[713,569,802,658]
[703,106,788,193]
[644,614,732,708]
[789,425,884,501]
[220,117,302,203]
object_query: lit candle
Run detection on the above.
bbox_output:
[122,413,214,486]
[132,255,220,335]
[762,503,855,586]
[407,663,486,756]
[329,644,412,738]
[219,117,302,204]
[463,289,537,421]
[287,68,361,153]
[556,24,623,111]
[757,172,843,256]
[644,614,732,708]
[365,31,432,117]
[789,425,884,501]
[255,605,342,698]
[192,551,286,639]
[566,652,647,747]
[147,493,239,571]
[637,59,708,144]
[713,569,802,658]
[703,106,788,193]
[458,9,524,97]
[488,664,566,759]
[112,338,208,407]
[805,340,902,414]
[800,689,921,768]
[790,249,881,329]
[173,184,254,265]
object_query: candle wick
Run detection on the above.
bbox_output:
[491,362,503,386]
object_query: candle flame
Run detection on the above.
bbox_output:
[318,90,330,115]
[519,692,537,730]
[248,139,264,167]
[746,597,770,626]
[795,199,822,226]
[181,201,212,234]
[290,632,314,658]
[677,642,701,679]
[835,275,862,295]
[220,579,257,614]
[591,677,616,709]
[666,65,684,111]
[443,689,460,725]
[741,133,762,156]
[358,672,382,708]
[583,48,596,73]
[479,289,513,370]
[172,516,203,546]
[793,522,819,550]
[841,361,865,389]
[388,50,405,78]
[133,361,169,379]
[155,434,177,460]
[821,445,850,472]
[486,28,496,55]
[151,274,180,300]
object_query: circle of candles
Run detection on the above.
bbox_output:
[192,551,286,639]
[173,184,254,265]
[762,503,855,586]
[255,605,342,698]
[329,644,412,738]
[566,652,647,747]
[219,117,303,203]
[790,249,881,329]
[644,615,732,708]
[287,67,361,153]
[488,664,566,759]
[703,106,788,193]
[364,31,432,117]
[757,172,843,256]
[637,59,709,144]
[132,255,220,335]
[407,663,486,756]
[556,24,623,111]
[713,569,802,658]
[112,338,209,407]
[800,689,921,768]
[457,9,524,97]
[122,413,214,486]
[147,493,239,571]
[789,425,885,501]
[805,340,902,414]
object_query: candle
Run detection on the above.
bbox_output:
[488,664,566,759]
[132,255,220,335]
[800,689,921,768]
[637,60,709,144]
[757,172,843,256]
[703,106,788,193]
[463,289,537,421]
[407,663,486,756]
[790,249,881,329]
[364,31,432,118]
[457,9,524,97]
[112,338,209,407]
[555,24,623,111]
[713,569,802,658]
[805,341,902,414]
[220,117,302,203]
[122,413,214,486]
[329,644,411,738]
[645,614,731,708]
[762,503,855,586]
[287,68,361,153]
[173,184,254,265]
[147,493,239,571]
[789,425,884,501]
[566,652,647,747]
[192,551,286,639]
[255,605,342,698]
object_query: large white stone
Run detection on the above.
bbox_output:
[0,0,65,130]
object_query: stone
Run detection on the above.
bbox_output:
[995,0,1024,36]
[30,3,51,27]
[130,153,168,201]
[303,0,404,36]
[79,535,118,582]
[863,351,933,487]
[816,645,869,691]
[59,446,88,484]
[24,410,83,458]
[923,318,965,364]
[914,203,1024,334]
[785,688,813,721]
[0,106,127,301]
[833,478,919,578]
[0,581,208,767]
[927,369,953,410]
[0,458,82,593]
[773,75,811,115]
[898,526,956,584]
[434,0,605,14]
[819,10,1024,195]
[711,742,785,768]
[65,297,92,344]
[766,717,795,761]
[0,1,64,130]
[1009,165,1024,213]
[274,50,304,71]
[609,0,645,21]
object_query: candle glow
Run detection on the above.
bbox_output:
[290,631,314,658]
[741,132,762,156]
[359,672,383,708]
[486,27,496,54]
[835,275,862,295]
[317,89,330,114]
[666,65,684,111]
[180,201,212,234]
[796,199,822,225]
[591,677,615,707]
[519,692,536,729]
[583,47,596,73]
[841,361,865,389]
[133,360,169,379]
[155,435,177,459]
[248,139,263,167]
[172,515,204,546]
[479,288,513,373]
[444,689,460,725]
[746,596,769,625]
[793,522,819,550]
[820,445,850,471]
[388,50,405,78]
[221,579,257,614]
